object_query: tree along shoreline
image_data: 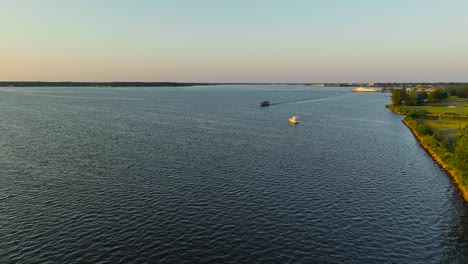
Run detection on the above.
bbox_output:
[387,105,468,202]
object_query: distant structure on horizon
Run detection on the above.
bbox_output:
[308,82,375,87]
[352,86,378,92]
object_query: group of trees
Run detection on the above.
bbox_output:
[427,89,448,102]
[391,88,427,106]
[448,85,468,98]
[390,84,468,106]
[391,88,449,106]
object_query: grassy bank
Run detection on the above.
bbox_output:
[387,99,468,202]
[402,117,468,202]
[386,102,468,117]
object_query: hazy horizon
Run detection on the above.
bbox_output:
[1,0,468,83]
[0,80,466,84]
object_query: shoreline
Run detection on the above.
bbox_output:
[388,107,468,202]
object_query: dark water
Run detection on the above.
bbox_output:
[1,85,467,263]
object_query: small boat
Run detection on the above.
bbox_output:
[289,116,299,124]
[260,100,270,106]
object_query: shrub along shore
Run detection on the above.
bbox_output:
[387,103,468,202]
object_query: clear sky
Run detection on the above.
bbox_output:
[1,0,467,83]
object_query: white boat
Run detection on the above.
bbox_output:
[352,87,377,92]
[289,116,299,124]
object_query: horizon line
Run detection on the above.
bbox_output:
[1,81,467,84]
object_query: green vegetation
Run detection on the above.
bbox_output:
[453,127,468,174]
[389,88,429,106]
[389,105,468,117]
[388,84,468,200]
[389,85,468,117]
[427,89,448,102]
[404,116,468,182]
[424,119,468,140]
[391,88,406,106]
[447,84,468,98]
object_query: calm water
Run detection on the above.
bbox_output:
[1,85,467,263]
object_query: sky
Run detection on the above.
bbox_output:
[1,0,467,83]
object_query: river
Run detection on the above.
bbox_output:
[1,85,467,263]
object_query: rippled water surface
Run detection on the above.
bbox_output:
[1,85,467,263]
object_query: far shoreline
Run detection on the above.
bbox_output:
[0,81,219,87]
[2,81,466,88]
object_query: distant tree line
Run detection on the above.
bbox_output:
[391,88,430,106]
[447,85,468,98]
[391,88,452,106]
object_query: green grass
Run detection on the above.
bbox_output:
[400,105,468,116]
[424,119,468,139]
[390,96,468,147]
[397,97,468,116]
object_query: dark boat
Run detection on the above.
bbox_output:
[260,100,270,106]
